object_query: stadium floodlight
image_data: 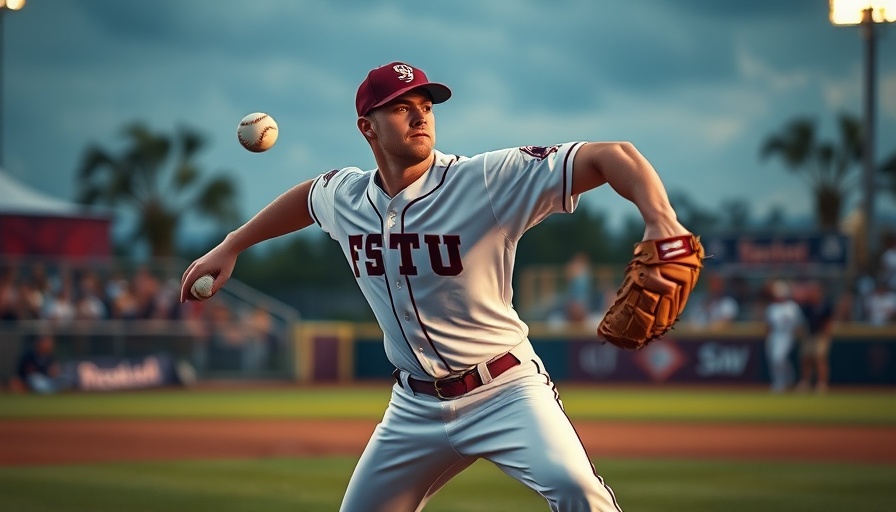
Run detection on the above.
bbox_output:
[829,0,896,270]
[0,1,26,11]
[0,0,26,168]
[830,0,896,25]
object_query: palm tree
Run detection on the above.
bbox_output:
[879,153,896,200]
[76,122,239,258]
[759,113,862,231]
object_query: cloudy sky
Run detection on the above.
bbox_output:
[4,0,896,245]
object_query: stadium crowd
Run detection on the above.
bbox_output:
[0,262,182,324]
[0,261,286,380]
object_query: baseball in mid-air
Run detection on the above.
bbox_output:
[237,112,278,152]
[190,275,215,300]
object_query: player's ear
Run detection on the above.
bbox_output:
[358,118,375,140]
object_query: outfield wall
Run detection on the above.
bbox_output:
[295,322,896,386]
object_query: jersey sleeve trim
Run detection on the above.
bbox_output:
[562,142,585,214]
[308,174,323,227]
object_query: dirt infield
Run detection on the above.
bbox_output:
[3,419,895,466]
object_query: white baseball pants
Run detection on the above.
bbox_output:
[338,358,622,511]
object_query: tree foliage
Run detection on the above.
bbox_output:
[516,206,620,267]
[76,122,240,258]
[234,233,354,292]
[759,113,862,230]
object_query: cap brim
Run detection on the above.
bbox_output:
[366,82,452,115]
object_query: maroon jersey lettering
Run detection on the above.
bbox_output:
[365,234,385,275]
[349,234,385,277]
[348,235,363,278]
[390,233,421,275]
[424,234,463,276]
[350,233,464,277]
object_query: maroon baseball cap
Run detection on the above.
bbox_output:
[355,62,452,117]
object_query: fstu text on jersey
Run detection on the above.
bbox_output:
[348,233,463,277]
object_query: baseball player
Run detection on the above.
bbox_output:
[181,61,692,511]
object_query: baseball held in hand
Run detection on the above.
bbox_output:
[237,112,278,152]
[191,275,215,300]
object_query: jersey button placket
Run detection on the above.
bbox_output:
[387,209,397,229]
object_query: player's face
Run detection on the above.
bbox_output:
[368,91,436,164]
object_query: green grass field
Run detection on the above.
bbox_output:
[2,385,896,511]
[2,385,895,424]
[1,457,894,512]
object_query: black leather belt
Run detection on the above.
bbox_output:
[396,353,520,400]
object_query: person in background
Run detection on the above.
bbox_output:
[877,232,896,291]
[563,252,592,327]
[12,332,63,394]
[244,304,281,371]
[74,270,108,322]
[763,280,803,393]
[863,279,896,326]
[0,267,19,321]
[687,272,739,330]
[795,280,835,394]
[43,282,76,328]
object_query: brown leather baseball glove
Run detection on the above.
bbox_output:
[597,234,704,350]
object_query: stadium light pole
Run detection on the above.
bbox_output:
[0,0,26,169]
[830,1,895,272]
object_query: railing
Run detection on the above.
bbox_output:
[0,255,303,383]
[0,316,297,382]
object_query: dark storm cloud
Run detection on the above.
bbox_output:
[3,0,895,237]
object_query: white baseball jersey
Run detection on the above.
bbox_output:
[309,142,583,379]
[309,141,622,511]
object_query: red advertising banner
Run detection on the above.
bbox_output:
[0,214,111,257]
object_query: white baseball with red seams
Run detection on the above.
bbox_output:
[237,112,278,152]
[309,144,623,511]
[190,274,214,300]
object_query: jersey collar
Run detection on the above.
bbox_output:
[368,150,454,207]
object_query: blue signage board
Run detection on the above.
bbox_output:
[700,233,851,274]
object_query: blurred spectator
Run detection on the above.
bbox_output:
[863,280,896,326]
[878,232,896,290]
[110,278,141,320]
[0,267,17,321]
[152,278,183,320]
[11,332,63,394]
[563,252,592,326]
[204,301,248,371]
[0,260,293,380]
[763,280,803,393]
[243,304,280,371]
[132,265,162,318]
[795,280,835,394]
[16,278,46,320]
[687,273,739,330]
[104,270,129,307]
[43,284,76,328]
[854,273,877,321]
[74,270,108,321]
[28,263,53,296]
[238,306,265,371]
[0,268,44,321]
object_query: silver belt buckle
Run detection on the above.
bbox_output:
[433,375,460,399]
[433,368,478,399]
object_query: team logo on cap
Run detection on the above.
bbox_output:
[393,64,414,83]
